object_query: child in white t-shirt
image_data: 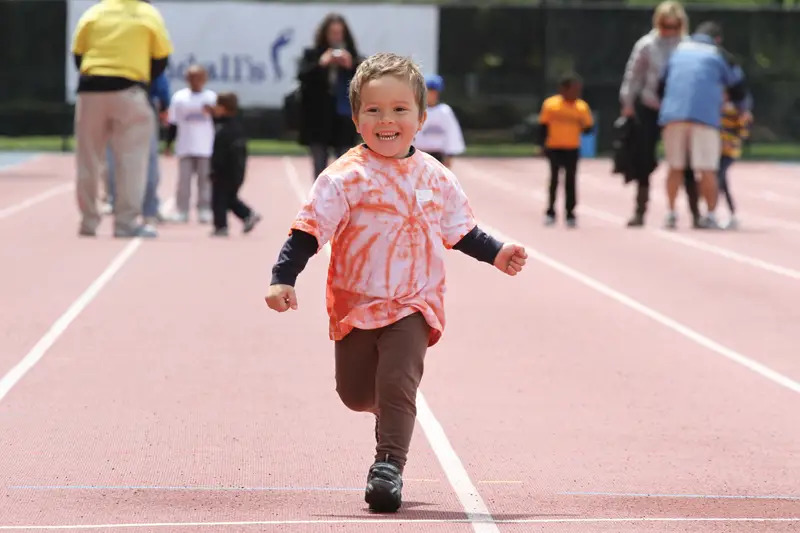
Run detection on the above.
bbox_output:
[165,65,217,223]
[412,74,465,168]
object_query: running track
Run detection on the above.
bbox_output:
[1,152,798,532]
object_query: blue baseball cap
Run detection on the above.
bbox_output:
[425,74,444,92]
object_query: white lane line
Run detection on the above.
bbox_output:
[758,190,800,206]
[477,220,800,395]
[0,516,798,530]
[282,157,500,533]
[459,162,800,281]
[0,183,74,220]
[0,239,142,403]
[563,490,800,500]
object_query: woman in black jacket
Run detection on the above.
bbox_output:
[296,13,362,180]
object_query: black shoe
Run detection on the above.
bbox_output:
[364,455,403,513]
[626,214,644,227]
[243,213,261,234]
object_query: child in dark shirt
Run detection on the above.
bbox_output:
[209,92,261,236]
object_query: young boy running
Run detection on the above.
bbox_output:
[265,52,527,513]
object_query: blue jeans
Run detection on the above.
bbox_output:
[107,122,160,218]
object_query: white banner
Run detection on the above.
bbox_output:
[65,1,439,107]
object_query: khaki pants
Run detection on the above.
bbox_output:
[334,312,430,471]
[75,86,154,235]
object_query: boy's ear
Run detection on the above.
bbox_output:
[351,114,360,133]
[418,110,428,132]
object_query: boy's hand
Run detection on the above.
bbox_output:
[265,284,298,312]
[494,243,527,276]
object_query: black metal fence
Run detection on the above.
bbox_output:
[3,1,800,153]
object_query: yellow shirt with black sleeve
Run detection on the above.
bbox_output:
[538,95,594,150]
[72,0,173,92]
[720,102,751,160]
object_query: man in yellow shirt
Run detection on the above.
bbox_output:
[538,73,594,227]
[71,0,173,238]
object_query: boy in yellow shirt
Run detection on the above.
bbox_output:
[538,73,594,227]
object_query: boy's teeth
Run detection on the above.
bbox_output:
[377,132,398,140]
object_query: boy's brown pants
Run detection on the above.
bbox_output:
[334,312,430,471]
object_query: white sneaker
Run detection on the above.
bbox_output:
[197,209,213,224]
[169,211,189,223]
[703,213,721,229]
[726,215,739,230]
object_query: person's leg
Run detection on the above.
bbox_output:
[628,103,660,226]
[691,124,721,228]
[334,145,350,159]
[662,122,689,229]
[227,177,260,233]
[174,156,193,221]
[196,157,212,223]
[334,325,381,464]
[366,312,430,513]
[334,327,381,415]
[105,143,116,209]
[718,155,735,214]
[373,313,430,469]
[74,92,111,236]
[141,117,161,220]
[683,165,702,226]
[309,143,328,180]
[564,149,579,224]
[108,87,154,237]
[211,179,229,233]
[545,149,560,222]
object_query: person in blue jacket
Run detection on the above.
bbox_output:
[658,21,749,230]
[104,71,171,230]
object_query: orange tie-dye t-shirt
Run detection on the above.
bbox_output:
[291,144,476,347]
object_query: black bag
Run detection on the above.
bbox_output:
[282,85,302,131]
[611,115,637,184]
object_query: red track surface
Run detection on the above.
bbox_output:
[1,153,798,532]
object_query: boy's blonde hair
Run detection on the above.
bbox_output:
[348,52,427,119]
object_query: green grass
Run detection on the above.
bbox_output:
[0,136,541,157]
[1,135,798,161]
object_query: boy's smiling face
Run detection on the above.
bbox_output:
[352,75,426,159]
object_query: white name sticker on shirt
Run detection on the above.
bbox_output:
[415,189,433,203]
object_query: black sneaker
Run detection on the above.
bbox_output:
[364,455,403,513]
[243,213,262,234]
[626,214,644,227]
